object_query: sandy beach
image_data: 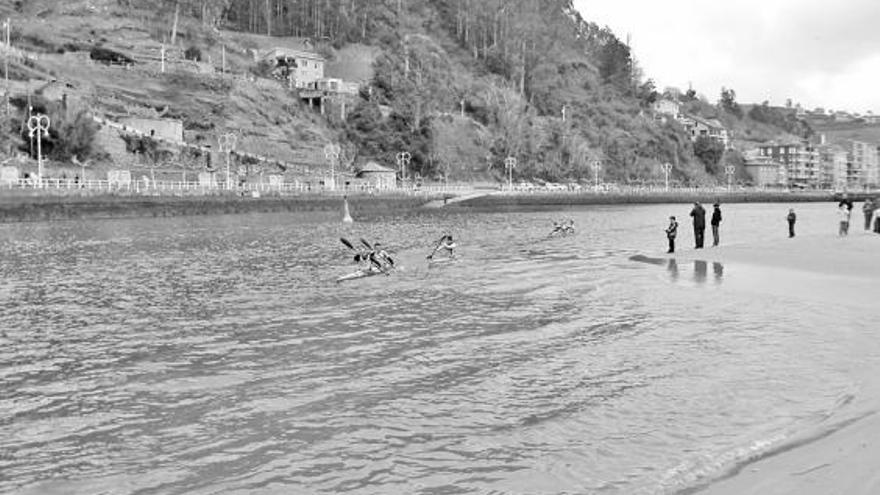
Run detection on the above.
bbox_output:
[696,410,880,494]
[666,231,880,280]
[664,232,880,494]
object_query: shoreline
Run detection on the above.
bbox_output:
[690,409,880,495]
[654,234,880,494]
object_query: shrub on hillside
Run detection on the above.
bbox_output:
[748,102,813,138]
[184,46,202,61]
[693,136,725,175]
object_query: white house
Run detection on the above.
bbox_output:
[682,116,730,148]
[652,98,681,119]
[262,47,325,89]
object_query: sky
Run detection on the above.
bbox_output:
[573,0,880,114]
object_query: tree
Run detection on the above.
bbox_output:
[719,87,742,118]
[693,136,725,174]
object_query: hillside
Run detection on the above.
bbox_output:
[0,0,818,186]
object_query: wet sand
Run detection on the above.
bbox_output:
[696,411,880,494]
[667,231,880,280]
[665,232,880,494]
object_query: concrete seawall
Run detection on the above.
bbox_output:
[0,194,432,223]
[450,191,856,211]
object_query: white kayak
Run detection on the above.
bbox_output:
[336,267,388,283]
[428,256,458,267]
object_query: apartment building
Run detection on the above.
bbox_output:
[756,142,819,187]
[848,140,879,188]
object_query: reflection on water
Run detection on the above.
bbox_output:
[694,260,708,284]
[0,203,877,495]
[667,259,679,281]
[713,262,724,283]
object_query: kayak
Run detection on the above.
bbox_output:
[428,256,458,267]
[336,267,387,283]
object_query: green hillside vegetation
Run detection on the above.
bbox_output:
[812,123,880,145]
[0,0,824,186]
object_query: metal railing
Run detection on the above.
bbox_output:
[0,178,475,197]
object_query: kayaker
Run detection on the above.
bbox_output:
[428,234,456,259]
[549,219,574,236]
[369,243,395,272]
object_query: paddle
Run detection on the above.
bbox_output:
[341,237,366,263]
[427,235,445,259]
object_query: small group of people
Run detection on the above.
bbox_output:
[664,202,723,253]
[549,219,575,237]
[838,196,880,236]
[664,195,878,252]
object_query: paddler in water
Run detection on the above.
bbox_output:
[368,243,395,273]
[549,218,575,236]
[427,234,456,260]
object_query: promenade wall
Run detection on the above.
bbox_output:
[0,194,431,223]
[452,190,858,211]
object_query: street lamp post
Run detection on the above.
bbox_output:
[661,162,673,192]
[396,151,412,188]
[592,160,602,192]
[27,114,50,187]
[324,143,341,191]
[504,156,517,191]
[725,165,736,192]
[218,133,237,190]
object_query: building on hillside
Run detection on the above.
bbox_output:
[756,141,820,188]
[262,47,325,89]
[847,140,879,188]
[652,99,681,119]
[312,78,360,96]
[682,115,730,148]
[743,151,784,187]
[355,161,396,189]
[817,144,849,190]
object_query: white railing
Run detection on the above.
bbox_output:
[0,178,472,197]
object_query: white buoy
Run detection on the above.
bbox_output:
[342,195,354,223]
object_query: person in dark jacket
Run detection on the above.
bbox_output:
[787,208,797,238]
[689,202,707,248]
[710,203,722,247]
[863,198,876,231]
[665,216,678,253]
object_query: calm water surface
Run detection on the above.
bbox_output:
[1,203,877,494]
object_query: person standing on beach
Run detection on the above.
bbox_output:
[710,203,722,247]
[838,204,851,236]
[862,198,876,231]
[689,202,706,249]
[665,216,678,253]
[787,208,797,238]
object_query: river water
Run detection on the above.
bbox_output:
[1,202,877,494]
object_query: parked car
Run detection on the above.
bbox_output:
[516,181,536,191]
[544,182,566,191]
[566,182,582,191]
